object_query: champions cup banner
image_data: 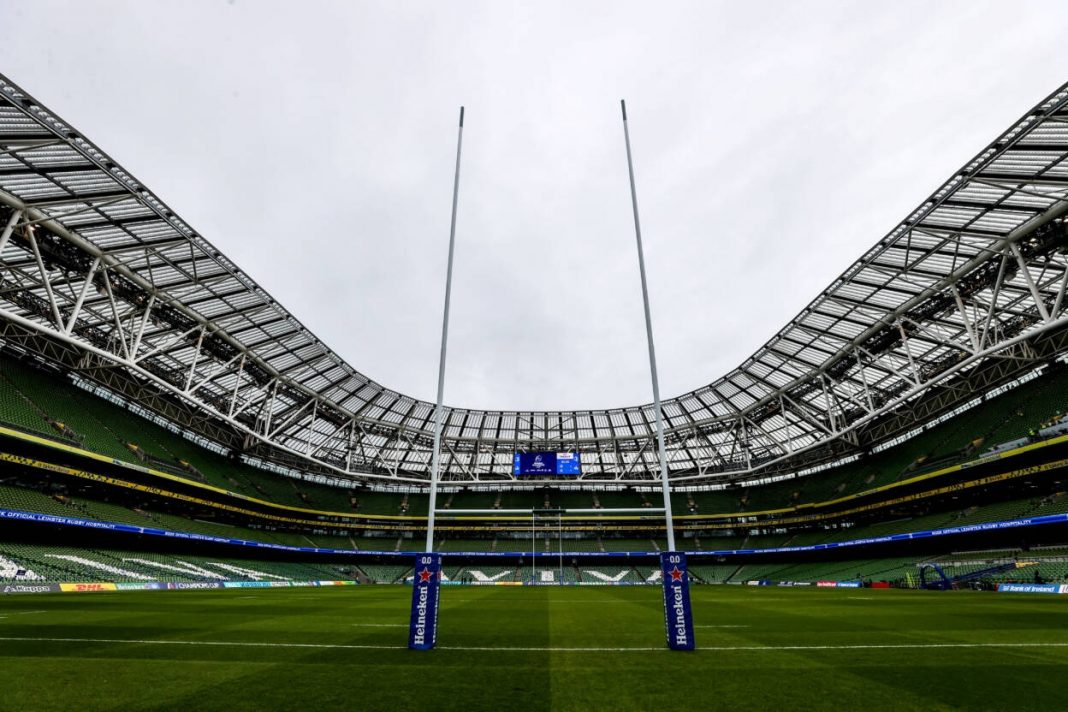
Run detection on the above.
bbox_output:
[660,552,695,651]
[408,553,442,650]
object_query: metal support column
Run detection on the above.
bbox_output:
[0,208,21,254]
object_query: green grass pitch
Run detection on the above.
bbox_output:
[1,585,1066,711]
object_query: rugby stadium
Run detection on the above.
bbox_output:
[2,68,1068,710]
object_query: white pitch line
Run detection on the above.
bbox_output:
[350,623,407,628]
[0,636,407,650]
[2,636,1068,654]
[544,601,636,604]
[695,625,750,628]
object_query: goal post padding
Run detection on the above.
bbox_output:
[660,551,695,651]
[407,553,442,650]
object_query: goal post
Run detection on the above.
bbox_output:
[409,105,463,652]
[411,100,694,652]
[621,98,695,651]
[529,509,564,585]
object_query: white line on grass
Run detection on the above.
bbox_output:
[545,601,636,604]
[695,625,750,628]
[350,623,407,628]
[445,600,639,606]
[0,637,408,650]
[3,636,1068,654]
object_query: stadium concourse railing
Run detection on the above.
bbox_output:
[2,421,1068,538]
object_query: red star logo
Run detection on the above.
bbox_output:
[418,567,433,583]
[670,566,684,582]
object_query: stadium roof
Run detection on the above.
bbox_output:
[1,73,1068,486]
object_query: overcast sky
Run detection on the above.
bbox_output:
[2,2,1067,412]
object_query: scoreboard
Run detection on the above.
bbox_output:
[556,452,581,474]
[513,452,581,476]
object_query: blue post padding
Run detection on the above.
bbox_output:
[660,551,696,651]
[408,553,442,650]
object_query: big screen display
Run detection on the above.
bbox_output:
[513,452,581,476]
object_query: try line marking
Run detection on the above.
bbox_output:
[2,636,1068,653]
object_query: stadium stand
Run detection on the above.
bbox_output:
[3,345,1067,548]
[358,564,411,584]
[0,543,348,583]
[0,72,1067,599]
